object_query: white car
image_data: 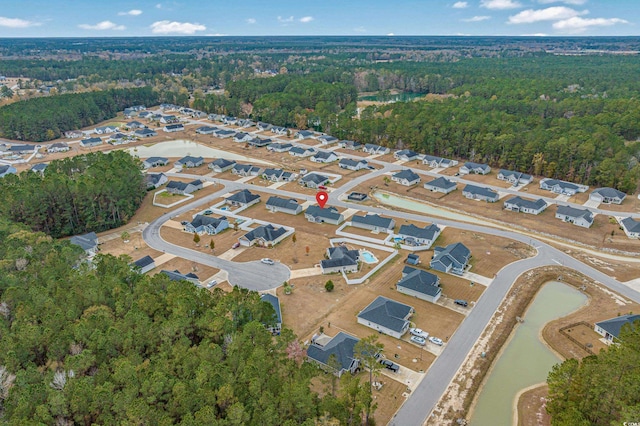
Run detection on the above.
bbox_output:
[410,335,426,346]
[409,328,429,339]
[261,258,275,265]
[207,280,217,288]
[429,336,444,346]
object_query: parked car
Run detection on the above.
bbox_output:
[207,280,217,288]
[454,299,469,307]
[409,328,429,339]
[410,335,426,346]
[379,359,400,372]
[318,185,327,190]
[203,210,213,215]
[429,336,444,346]
[261,258,275,265]
[231,242,240,249]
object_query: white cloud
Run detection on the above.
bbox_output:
[538,0,587,4]
[463,15,491,22]
[78,21,125,31]
[299,16,314,23]
[521,33,549,36]
[453,1,468,8]
[481,0,522,9]
[553,16,628,32]
[508,6,586,24]
[0,16,40,28]
[150,20,206,34]
[277,16,294,24]
[387,33,395,36]
[246,18,256,24]
[354,26,366,33]
[118,9,143,16]
[156,3,162,9]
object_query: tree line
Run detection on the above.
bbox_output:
[0,87,160,142]
[0,151,145,238]
[0,220,380,425]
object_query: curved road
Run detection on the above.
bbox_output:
[141,139,640,425]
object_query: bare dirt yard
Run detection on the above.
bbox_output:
[98,231,161,265]
[517,384,551,426]
[149,256,219,283]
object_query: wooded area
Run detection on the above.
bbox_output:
[0,221,378,425]
[0,151,145,238]
[546,324,640,425]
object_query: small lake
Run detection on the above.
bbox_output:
[469,281,587,426]
[126,140,275,165]
[358,92,426,102]
[372,191,492,226]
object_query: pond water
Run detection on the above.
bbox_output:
[127,139,275,165]
[372,191,492,226]
[469,281,587,426]
[358,92,426,102]
[360,250,379,264]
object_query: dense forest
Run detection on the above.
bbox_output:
[0,220,378,424]
[546,322,640,425]
[0,87,161,141]
[0,151,145,238]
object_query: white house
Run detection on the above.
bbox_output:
[555,205,594,228]
[391,169,420,186]
[357,296,414,339]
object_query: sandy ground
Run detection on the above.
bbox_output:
[517,384,551,426]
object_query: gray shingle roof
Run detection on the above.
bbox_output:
[463,184,498,199]
[339,158,367,168]
[351,214,394,229]
[70,232,98,251]
[398,224,440,240]
[596,314,640,339]
[242,224,286,243]
[357,296,413,333]
[306,206,342,222]
[425,176,456,191]
[133,255,154,269]
[397,267,440,297]
[392,169,420,182]
[176,156,204,165]
[621,217,640,233]
[211,158,235,168]
[321,246,360,269]
[307,332,359,372]
[592,187,626,199]
[190,214,227,229]
[226,189,260,204]
[556,205,593,221]
[260,294,282,324]
[266,196,300,211]
[504,196,547,210]
[300,173,329,185]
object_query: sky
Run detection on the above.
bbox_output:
[0,0,636,37]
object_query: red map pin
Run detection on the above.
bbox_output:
[316,191,329,208]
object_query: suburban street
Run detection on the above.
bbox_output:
[141,131,640,426]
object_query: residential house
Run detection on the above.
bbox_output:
[362,144,390,155]
[462,184,499,203]
[132,255,156,274]
[350,214,395,233]
[262,168,295,182]
[0,165,17,177]
[397,224,442,248]
[159,115,178,124]
[339,158,369,171]
[196,126,217,135]
[208,113,223,122]
[406,254,420,266]
[266,196,303,215]
[107,133,132,145]
[126,121,145,129]
[135,128,157,138]
[233,132,253,143]
[503,196,547,215]
[237,118,255,128]
[248,137,272,148]
[239,224,288,247]
[257,122,272,131]
[460,162,491,175]
[7,144,37,154]
[590,187,626,205]
[307,332,360,377]
[397,267,441,303]
[166,179,203,195]
[299,173,330,189]
[555,205,594,228]
[310,150,339,163]
[267,143,293,153]
[270,126,288,135]
[497,169,533,186]
[540,178,588,196]
[231,163,262,177]
[260,294,282,335]
[594,314,640,343]
[424,176,457,194]
[184,215,229,235]
[144,173,168,189]
[163,123,184,133]
[47,142,70,153]
[305,206,345,225]
[321,245,360,274]
[138,111,153,119]
[30,163,48,174]
[317,135,339,145]
[79,137,102,148]
[394,149,421,162]
[430,242,471,275]
[295,130,315,139]
[225,189,261,208]
[391,169,420,186]
[422,155,458,168]
[94,125,118,134]
[213,129,236,139]
[289,146,316,158]
[357,296,414,339]
[160,270,200,285]
[338,140,362,150]
[209,158,236,173]
[142,157,169,169]
[620,217,640,239]
[64,130,84,139]
[175,156,204,168]
[70,232,99,256]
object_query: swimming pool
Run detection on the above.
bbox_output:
[219,206,229,211]
[360,250,379,264]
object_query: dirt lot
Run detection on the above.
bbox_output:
[341,225,393,240]
[457,172,517,189]
[517,384,551,426]
[149,256,219,283]
[98,231,162,265]
[560,248,640,283]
